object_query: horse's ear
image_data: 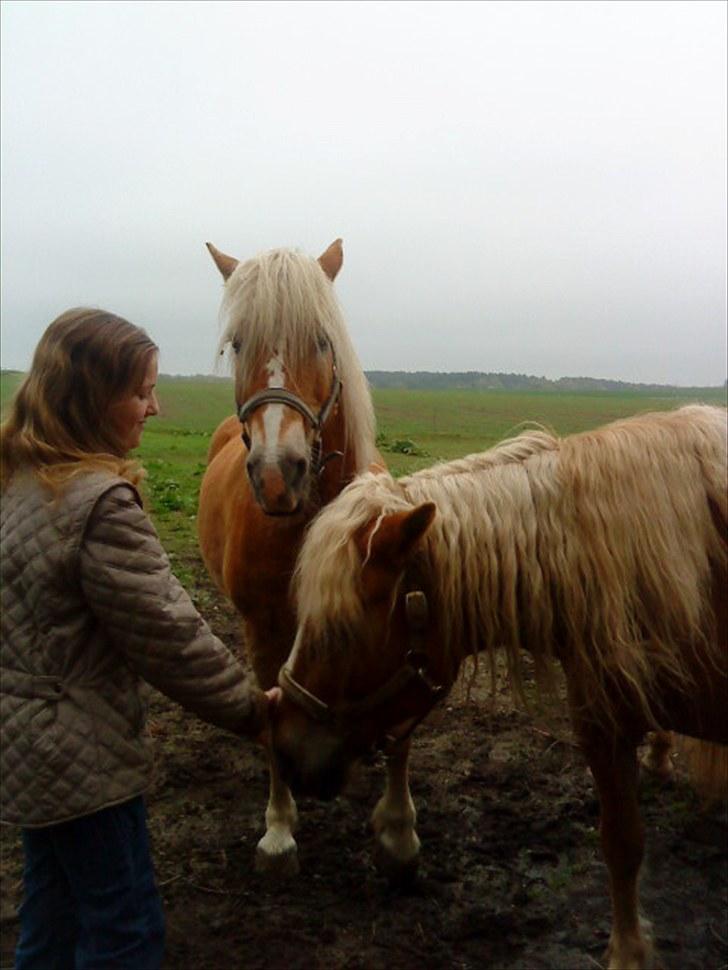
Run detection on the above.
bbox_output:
[318,238,343,281]
[206,242,239,281]
[357,503,436,567]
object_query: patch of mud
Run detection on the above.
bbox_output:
[2,581,726,970]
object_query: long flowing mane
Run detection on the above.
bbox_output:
[295,405,727,726]
[294,428,560,646]
[218,247,376,471]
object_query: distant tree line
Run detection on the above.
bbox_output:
[364,371,725,394]
[1,369,724,394]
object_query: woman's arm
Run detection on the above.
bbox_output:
[79,484,267,737]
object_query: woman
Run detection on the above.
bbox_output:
[1,308,275,970]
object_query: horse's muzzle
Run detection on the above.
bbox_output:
[246,452,309,516]
[273,746,349,802]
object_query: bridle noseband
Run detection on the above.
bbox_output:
[237,342,343,476]
[278,589,446,756]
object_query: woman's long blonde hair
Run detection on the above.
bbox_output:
[1,308,158,490]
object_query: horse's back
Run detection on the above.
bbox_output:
[207,414,241,464]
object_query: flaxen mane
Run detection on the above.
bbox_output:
[295,405,727,727]
[294,428,559,655]
[218,248,376,471]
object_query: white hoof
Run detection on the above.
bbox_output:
[373,830,420,886]
[255,831,300,878]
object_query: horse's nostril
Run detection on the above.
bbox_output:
[293,458,307,487]
[281,455,308,490]
[246,454,261,483]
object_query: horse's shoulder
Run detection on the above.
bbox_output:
[207,414,243,464]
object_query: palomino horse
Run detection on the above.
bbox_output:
[271,404,727,969]
[198,239,421,878]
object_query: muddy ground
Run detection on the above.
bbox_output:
[2,582,726,970]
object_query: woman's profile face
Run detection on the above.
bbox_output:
[108,354,160,454]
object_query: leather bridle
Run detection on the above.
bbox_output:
[277,589,447,756]
[237,342,343,476]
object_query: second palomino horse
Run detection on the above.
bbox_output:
[197,239,419,877]
[271,404,727,968]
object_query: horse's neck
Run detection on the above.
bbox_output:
[317,402,368,505]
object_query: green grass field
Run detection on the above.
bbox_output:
[2,369,725,588]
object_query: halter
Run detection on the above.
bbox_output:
[278,589,446,756]
[237,342,343,476]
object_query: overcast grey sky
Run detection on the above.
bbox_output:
[1,0,725,385]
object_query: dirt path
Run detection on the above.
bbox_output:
[2,598,726,970]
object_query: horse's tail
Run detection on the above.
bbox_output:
[676,736,728,802]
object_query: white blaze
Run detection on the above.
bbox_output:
[261,353,285,459]
[260,351,307,459]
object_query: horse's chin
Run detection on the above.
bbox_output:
[258,493,312,518]
[258,485,314,518]
[262,505,304,518]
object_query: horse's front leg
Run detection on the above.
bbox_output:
[584,737,654,970]
[370,739,420,884]
[255,752,300,877]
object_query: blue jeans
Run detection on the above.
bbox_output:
[15,795,165,970]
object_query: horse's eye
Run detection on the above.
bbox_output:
[317,335,329,354]
[231,338,242,355]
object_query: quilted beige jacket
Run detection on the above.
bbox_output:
[1,470,265,828]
